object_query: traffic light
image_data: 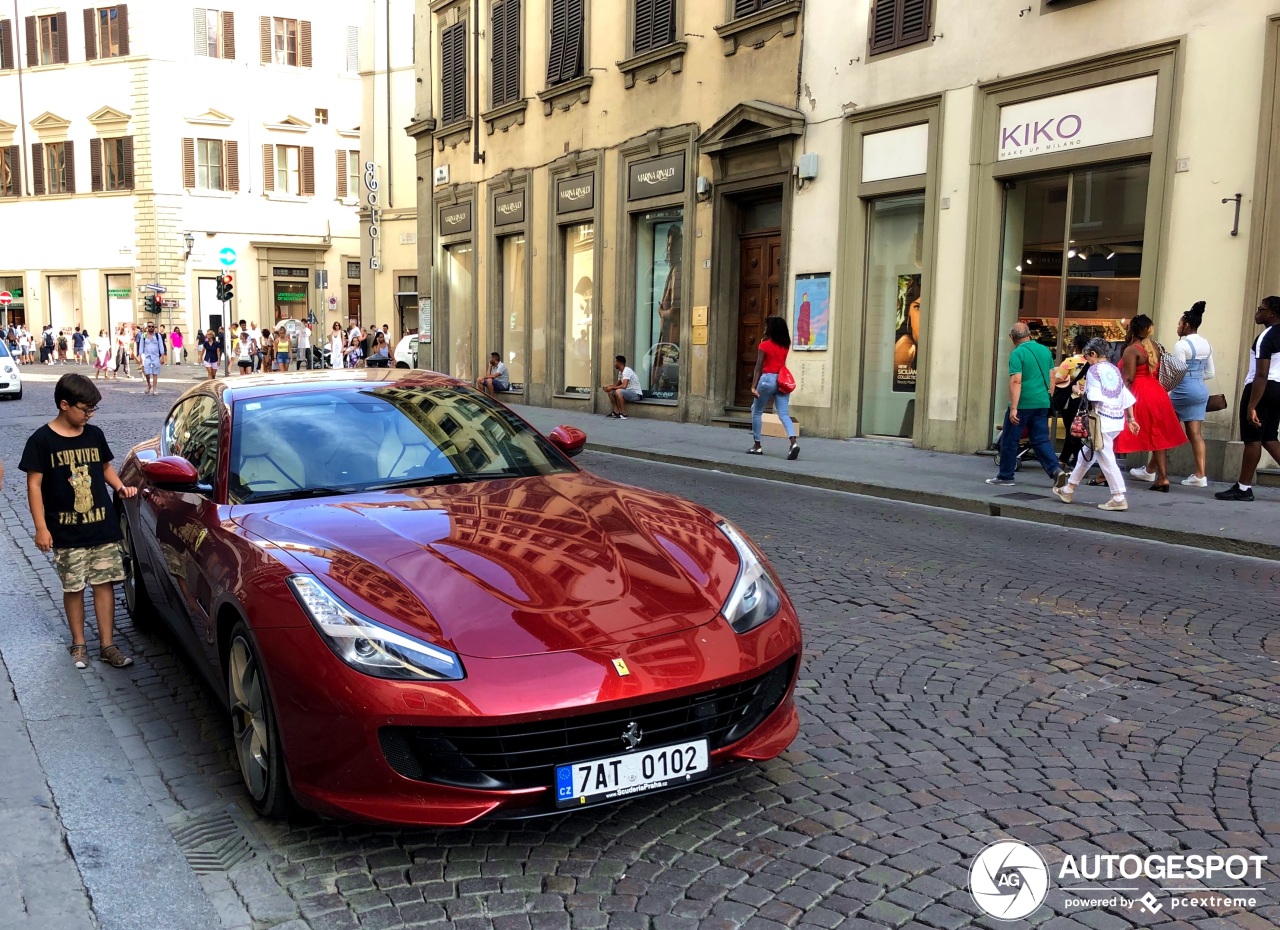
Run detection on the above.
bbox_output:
[144,293,160,315]
[217,274,234,303]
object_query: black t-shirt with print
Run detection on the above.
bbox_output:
[18,424,123,550]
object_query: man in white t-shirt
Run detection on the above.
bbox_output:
[298,321,312,369]
[603,354,642,419]
[1217,297,1280,501]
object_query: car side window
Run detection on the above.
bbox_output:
[181,395,221,489]
[163,400,192,459]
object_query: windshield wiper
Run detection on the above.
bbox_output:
[244,485,360,503]
[362,474,469,491]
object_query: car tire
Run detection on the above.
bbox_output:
[395,361,409,369]
[227,622,293,818]
[119,509,159,626]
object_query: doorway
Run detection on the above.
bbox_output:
[734,233,781,406]
[347,284,361,327]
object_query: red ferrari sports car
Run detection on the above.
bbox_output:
[117,370,802,825]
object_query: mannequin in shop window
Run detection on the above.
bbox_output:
[652,225,683,392]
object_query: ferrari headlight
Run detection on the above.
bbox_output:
[718,521,782,634]
[287,575,464,681]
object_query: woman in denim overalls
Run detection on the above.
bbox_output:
[1168,301,1215,486]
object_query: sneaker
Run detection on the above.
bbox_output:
[99,644,133,668]
[1053,471,1069,490]
[68,644,89,670]
[787,443,799,461]
[617,415,628,420]
[1052,485,1073,504]
[985,477,1016,486]
[606,413,619,419]
[1181,474,1208,488]
[1129,466,1156,481]
[1215,483,1255,502]
[1098,498,1129,511]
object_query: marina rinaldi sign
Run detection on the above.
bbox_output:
[997,75,1157,161]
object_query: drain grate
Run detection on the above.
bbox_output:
[170,806,256,874]
[997,492,1048,502]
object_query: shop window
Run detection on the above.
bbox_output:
[868,0,931,56]
[633,210,682,399]
[261,16,310,67]
[498,235,526,387]
[445,243,475,382]
[86,6,128,60]
[633,0,675,54]
[862,194,925,437]
[91,136,134,191]
[491,0,521,108]
[992,161,1150,439]
[195,9,234,59]
[0,146,18,197]
[440,21,468,126]
[28,13,69,66]
[546,0,584,87]
[562,222,594,394]
[397,276,418,337]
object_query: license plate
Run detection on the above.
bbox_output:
[555,739,709,807]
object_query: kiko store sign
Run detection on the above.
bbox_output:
[997,75,1157,161]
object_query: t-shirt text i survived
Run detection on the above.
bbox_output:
[18,424,123,550]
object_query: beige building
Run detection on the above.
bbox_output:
[795,0,1280,479]
[0,2,362,339]
[412,0,806,417]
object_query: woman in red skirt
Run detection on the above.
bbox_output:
[1113,314,1186,491]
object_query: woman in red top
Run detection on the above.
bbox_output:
[749,316,799,459]
[1113,315,1186,491]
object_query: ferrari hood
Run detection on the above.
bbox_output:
[239,473,741,659]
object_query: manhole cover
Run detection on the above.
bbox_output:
[997,492,1048,502]
[169,806,256,874]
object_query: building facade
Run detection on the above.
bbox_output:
[798,0,1280,478]
[0,2,362,339]
[412,0,806,420]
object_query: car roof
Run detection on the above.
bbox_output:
[208,368,461,404]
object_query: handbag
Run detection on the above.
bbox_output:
[1155,342,1186,392]
[1206,393,1228,413]
[1071,404,1104,450]
[777,365,796,395]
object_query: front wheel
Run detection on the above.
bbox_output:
[227,622,293,817]
[119,509,158,625]
[395,361,409,369]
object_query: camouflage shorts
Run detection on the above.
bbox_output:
[53,542,126,593]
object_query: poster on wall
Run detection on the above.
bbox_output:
[792,273,830,351]
[894,274,921,392]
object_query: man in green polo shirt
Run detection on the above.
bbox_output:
[987,322,1066,487]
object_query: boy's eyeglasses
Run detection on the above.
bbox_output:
[75,404,99,415]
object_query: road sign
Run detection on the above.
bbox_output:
[328,296,337,308]
[140,283,167,293]
[219,248,237,267]
[0,291,10,306]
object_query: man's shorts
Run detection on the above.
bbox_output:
[492,380,510,392]
[620,388,642,402]
[1241,381,1280,443]
[142,357,161,376]
[54,542,125,594]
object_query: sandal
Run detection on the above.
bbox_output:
[99,644,134,668]
[1086,475,1108,487]
[68,644,89,670]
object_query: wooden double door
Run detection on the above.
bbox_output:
[734,231,782,407]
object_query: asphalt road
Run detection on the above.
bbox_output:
[1,370,1279,930]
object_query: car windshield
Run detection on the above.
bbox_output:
[0,341,10,358]
[229,384,574,503]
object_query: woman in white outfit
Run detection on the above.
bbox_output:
[1052,337,1141,512]
[329,322,344,369]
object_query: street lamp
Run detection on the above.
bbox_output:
[183,231,195,259]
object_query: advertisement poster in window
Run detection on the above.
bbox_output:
[894,273,921,392]
[635,212,682,399]
[792,273,830,351]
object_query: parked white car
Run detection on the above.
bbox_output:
[394,335,420,368]
[0,340,21,400]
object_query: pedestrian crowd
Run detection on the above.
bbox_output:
[989,297,1280,509]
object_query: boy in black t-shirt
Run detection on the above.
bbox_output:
[19,373,138,668]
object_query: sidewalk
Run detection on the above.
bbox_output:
[511,403,1280,562]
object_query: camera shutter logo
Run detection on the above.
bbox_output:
[970,841,1049,920]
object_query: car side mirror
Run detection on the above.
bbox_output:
[141,456,200,489]
[548,425,587,458]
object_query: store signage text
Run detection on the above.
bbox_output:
[273,267,308,278]
[494,190,525,226]
[557,175,595,214]
[365,161,382,269]
[440,201,473,235]
[997,75,1158,162]
[628,153,685,201]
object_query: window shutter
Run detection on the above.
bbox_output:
[31,143,44,195]
[491,3,506,107]
[121,136,133,189]
[222,11,234,58]
[63,140,75,193]
[898,0,929,45]
[634,0,653,54]
[733,0,759,18]
[225,140,238,191]
[301,146,314,196]
[653,0,674,47]
[547,0,584,85]
[546,0,565,85]
[299,20,311,67]
[335,149,347,198]
[117,5,129,56]
[3,145,18,195]
[56,12,69,63]
[0,20,14,70]
[346,25,358,72]
[83,8,97,61]
[182,138,195,188]
[869,0,898,53]
[90,137,102,191]
[24,16,36,67]
[441,22,466,124]
[259,16,270,63]
[194,8,207,56]
[262,143,274,191]
[503,0,520,104]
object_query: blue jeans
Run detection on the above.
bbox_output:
[751,373,796,442]
[997,407,1060,480]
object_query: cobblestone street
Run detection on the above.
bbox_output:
[2,372,1279,929]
